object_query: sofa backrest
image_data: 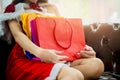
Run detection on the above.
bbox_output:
[84,23,120,73]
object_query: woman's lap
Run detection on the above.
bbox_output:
[6,43,103,80]
[6,44,56,80]
[70,58,104,79]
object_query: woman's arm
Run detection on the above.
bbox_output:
[8,19,41,55]
[8,19,67,63]
[79,45,96,58]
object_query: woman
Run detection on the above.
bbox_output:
[1,0,104,80]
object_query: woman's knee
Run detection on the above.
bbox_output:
[57,66,84,80]
[89,58,104,78]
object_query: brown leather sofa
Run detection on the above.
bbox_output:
[0,23,120,80]
[84,23,120,79]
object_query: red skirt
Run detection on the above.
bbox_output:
[6,43,64,80]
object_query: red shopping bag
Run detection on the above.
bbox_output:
[32,17,86,61]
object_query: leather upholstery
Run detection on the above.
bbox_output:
[84,23,120,73]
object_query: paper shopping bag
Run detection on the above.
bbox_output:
[32,17,86,61]
[21,13,63,60]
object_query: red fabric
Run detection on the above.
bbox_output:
[32,17,86,61]
[29,3,42,11]
[4,3,54,80]
[6,43,54,80]
[4,3,15,13]
[4,3,42,13]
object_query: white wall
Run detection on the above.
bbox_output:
[49,0,88,18]
[2,0,120,23]
[49,0,120,24]
[0,0,2,14]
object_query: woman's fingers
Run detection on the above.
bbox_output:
[58,55,68,60]
[55,50,64,54]
[85,45,93,51]
[56,55,68,63]
[81,50,95,55]
[47,49,68,63]
[57,60,67,63]
[53,55,68,63]
[79,51,91,58]
[79,50,96,58]
[48,49,64,54]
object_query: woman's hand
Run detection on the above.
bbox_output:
[79,45,96,58]
[37,49,68,63]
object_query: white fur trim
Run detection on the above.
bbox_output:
[25,9,55,16]
[0,3,25,22]
[0,22,4,37]
[0,3,56,22]
[0,3,25,37]
[45,63,69,80]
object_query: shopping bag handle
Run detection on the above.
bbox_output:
[53,18,73,49]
